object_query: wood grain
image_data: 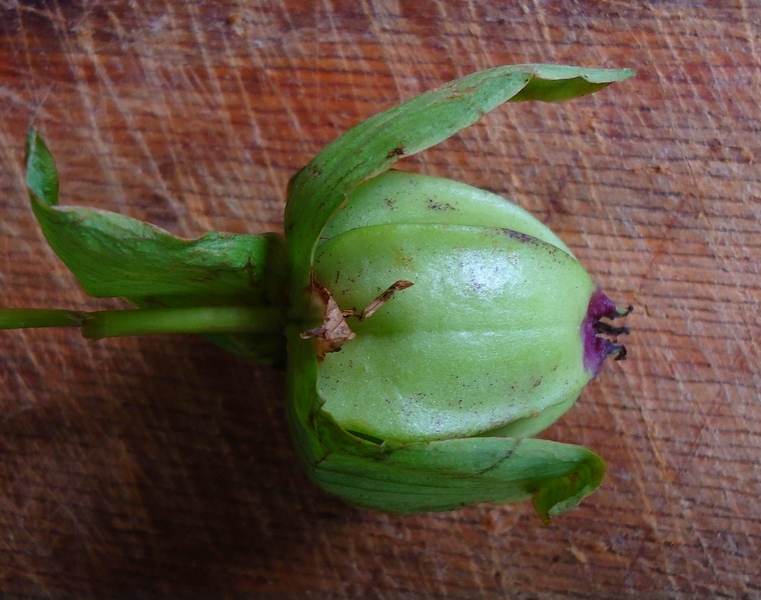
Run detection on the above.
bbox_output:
[1,1,759,597]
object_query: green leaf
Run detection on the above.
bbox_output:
[284,64,635,316]
[29,203,286,307]
[314,436,605,521]
[25,130,59,206]
[24,130,288,365]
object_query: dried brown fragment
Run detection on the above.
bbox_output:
[300,278,414,360]
[344,280,414,321]
[300,279,356,361]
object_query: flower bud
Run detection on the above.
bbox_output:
[310,170,627,444]
[283,64,634,519]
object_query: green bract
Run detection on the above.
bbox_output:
[2,64,635,521]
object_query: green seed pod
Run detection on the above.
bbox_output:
[313,169,616,445]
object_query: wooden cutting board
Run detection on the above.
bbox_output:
[0,2,758,597]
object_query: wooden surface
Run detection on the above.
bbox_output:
[0,2,758,597]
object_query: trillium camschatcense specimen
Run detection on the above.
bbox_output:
[1,64,635,521]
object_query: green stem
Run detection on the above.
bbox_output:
[0,305,286,340]
[83,305,286,340]
[0,309,85,329]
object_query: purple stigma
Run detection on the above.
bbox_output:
[582,289,630,378]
